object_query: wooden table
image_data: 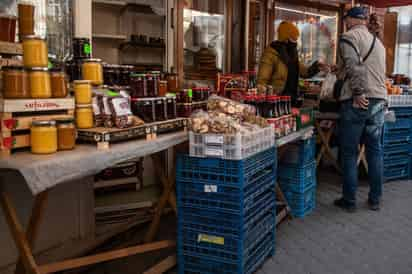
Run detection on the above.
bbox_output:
[275,127,315,225]
[0,132,187,274]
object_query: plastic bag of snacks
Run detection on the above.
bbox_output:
[207,95,256,120]
[189,110,241,134]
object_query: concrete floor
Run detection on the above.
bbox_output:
[76,171,412,274]
[258,175,412,274]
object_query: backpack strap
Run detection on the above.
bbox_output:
[363,35,377,63]
[339,37,362,64]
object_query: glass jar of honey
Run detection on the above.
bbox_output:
[2,66,30,99]
[29,67,51,98]
[76,105,94,129]
[18,1,35,38]
[31,120,57,154]
[73,80,92,104]
[23,35,48,67]
[82,58,103,86]
[50,69,68,98]
[56,118,76,151]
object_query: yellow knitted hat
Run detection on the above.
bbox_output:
[277,21,300,42]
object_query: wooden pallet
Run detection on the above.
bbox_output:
[0,98,75,156]
[77,118,188,149]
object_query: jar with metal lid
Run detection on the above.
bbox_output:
[166,97,177,120]
[154,97,166,121]
[166,73,178,92]
[73,80,92,104]
[23,35,48,67]
[159,80,168,96]
[176,89,192,104]
[82,58,103,86]
[73,37,91,59]
[29,67,51,98]
[130,74,147,98]
[50,69,68,98]
[76,105,94,129]
[146,74,158,97]
[18,1,35,38]
[0,15,17,42]
[131,98,155,123]
[192,88,203,102]
[31,120,57,154]
[56,118,76,150]
[2,66,30,98]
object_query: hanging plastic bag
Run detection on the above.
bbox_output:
[320,72,337,100]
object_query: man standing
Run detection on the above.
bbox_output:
[335,7,387,212]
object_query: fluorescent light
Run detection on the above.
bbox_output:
[275,6,336,19]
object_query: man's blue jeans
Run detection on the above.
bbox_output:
[340,99,385,206]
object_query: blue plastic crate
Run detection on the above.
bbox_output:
[409,154,412,179]
[278,160,316,182]
[176,147,276,190]
[383,129,411,145]
[390,107,412,118]
[178,212,274,262]
[279,137,316,165]
[279,173,317,194]
[284,185,316,218]
[383,142,411,156]
[384,154,410,167]
[384,118,411,131]
[178,196,275,237]
[178,231,275,274]
[384,164,409,182]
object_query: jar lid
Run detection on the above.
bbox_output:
[83,58,102,63]
[29,67,49,71]
[243,95,255,101]
[2,66,24,71]
[55,118,75,124]
[76,104,93,108]
[73,80,92,84]
[32,120,56,127]
[22,35,44,40]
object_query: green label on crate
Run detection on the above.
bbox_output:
[84,44,91,55]
[197,234,224,245]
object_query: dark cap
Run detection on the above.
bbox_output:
[344,7,368,20]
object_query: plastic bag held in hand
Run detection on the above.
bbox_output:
[320,72,337,100]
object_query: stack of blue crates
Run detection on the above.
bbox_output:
[176,147,277,274]
[383,107,412,182]
[278,137,317,217]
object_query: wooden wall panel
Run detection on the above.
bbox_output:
[384,12,398,75]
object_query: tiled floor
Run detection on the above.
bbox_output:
[258,177,412,274]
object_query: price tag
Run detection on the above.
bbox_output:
[197,234,224,245]
[204,185,218,193]
[205,147,224,157]
[205,135,224,144]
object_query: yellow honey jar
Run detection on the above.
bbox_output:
[30,120,58,154]
[23,35,48,68]
[73,80,92,104]
[29,67,51,98]
[82,58,103,86]
[76,105,94,129]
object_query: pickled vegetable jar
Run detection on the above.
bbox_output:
[31,120,57,154]
[73,80,92,104]
[29,67,51,98]
[2,66,30,99]
[23,36,48,67]
[82,58,103,86]
[154,98,166,121]
[76,105,94,129]
[18,1,35,38]
[50,69,68,98]
[56,118,76,150]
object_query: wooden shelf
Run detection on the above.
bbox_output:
[119,41,165,50]
[92,0,127,6]
[92,34,128,40]
[0,42,23,55]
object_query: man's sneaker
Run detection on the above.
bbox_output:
[368,200,380,211]
[334,198,357,213]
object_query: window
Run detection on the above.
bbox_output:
[391,6,412,77]
[274,3,338,65]
[183,0,226,81]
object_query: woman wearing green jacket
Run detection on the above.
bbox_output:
[257,21,323,106]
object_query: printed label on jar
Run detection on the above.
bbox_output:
[205,135,224,144]
[205,147,224,157]
[204,185,218,193]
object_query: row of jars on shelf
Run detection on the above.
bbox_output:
[243,95,292,119]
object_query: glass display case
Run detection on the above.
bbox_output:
[274,3,338,65]
[183,0,226,81]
